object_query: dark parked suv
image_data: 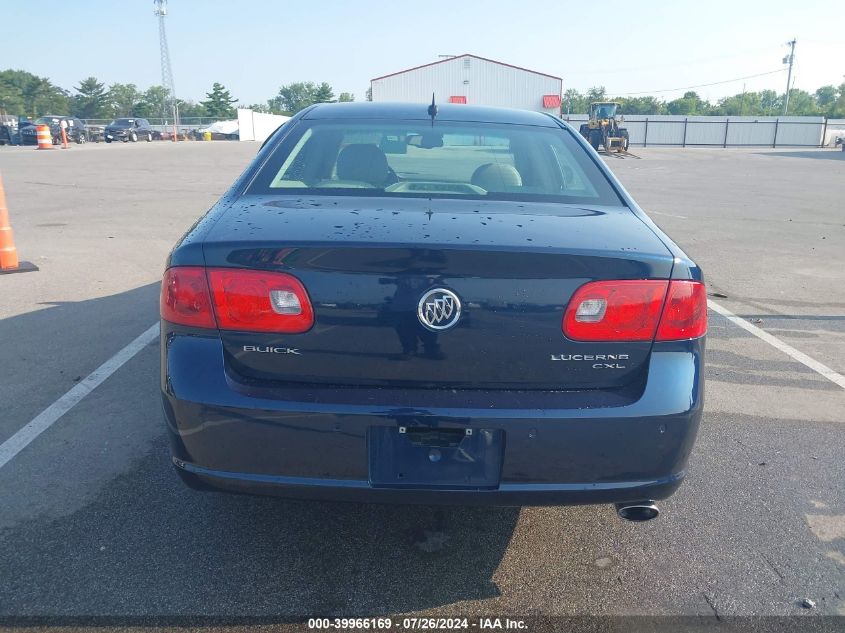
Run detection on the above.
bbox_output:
[104,118,154,143]
[20,116,87,145]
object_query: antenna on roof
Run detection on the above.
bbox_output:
[427,93,437,127]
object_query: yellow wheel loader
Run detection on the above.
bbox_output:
[579,102,630,153]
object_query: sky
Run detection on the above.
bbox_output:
[2,0,843,106]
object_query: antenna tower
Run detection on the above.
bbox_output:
[154,0,179,140]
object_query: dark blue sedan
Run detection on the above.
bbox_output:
[160,103,706,521]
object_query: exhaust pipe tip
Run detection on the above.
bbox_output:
[615,501,659,522]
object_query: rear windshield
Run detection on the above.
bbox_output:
[109,119,134,127]
[249,120,622,205]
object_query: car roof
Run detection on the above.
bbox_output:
[303,102,560,127]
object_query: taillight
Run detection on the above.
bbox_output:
[160,266,216,328]
[161,267,315,333]
[563,279,707,342]
[563,280,667,341]
[208,269,314,333]
[655,280,707,341]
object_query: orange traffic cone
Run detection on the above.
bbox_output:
[0,173,39,274]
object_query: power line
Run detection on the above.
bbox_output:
[611,68,787,96]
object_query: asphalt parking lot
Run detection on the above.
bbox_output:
[0,141,843,623]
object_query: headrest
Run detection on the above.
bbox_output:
[336,144,391,186]
[471,163,523,191]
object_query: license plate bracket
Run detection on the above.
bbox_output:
[368,426,503,489]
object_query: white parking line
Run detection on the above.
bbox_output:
[649,210,688,220]
[0,323,160,471]
[709,300,845,390]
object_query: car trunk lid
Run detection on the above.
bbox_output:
[203,196,675,390]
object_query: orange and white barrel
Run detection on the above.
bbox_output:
[36,125,53,150]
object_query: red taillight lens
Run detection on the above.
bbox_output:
[655,280,708,341]
[563,279,707,342]
[207,269,314,333]
[160,266,216,328]
[563,280,668,341]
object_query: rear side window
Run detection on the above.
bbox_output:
[249,120,622,205]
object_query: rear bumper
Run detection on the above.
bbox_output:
[174,460,686,506]
[162,330,704,506]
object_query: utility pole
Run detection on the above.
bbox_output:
[782,39,796,116]
[154,0,179,141]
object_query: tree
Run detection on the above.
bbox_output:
[814,85,837,109]
[131,85,169,118]
[337,92,354,102]
[313,82,334,104]
[176,99,207,119]
[107,83,141,117]
[271,82,316,114]
[784,89,818,116]
[613,96,665,115]
[0,69,69,116]
[585,86,607,102]
[667,91,709,115]
[201,82,237,118]
[759,90,781,115]
[563,88,588,114]
[365,87,372,102]
[831,83,845,117]
[0,72,25,113]
[713,92,757,116]
[263,98,288,115]
[71,77,108,119]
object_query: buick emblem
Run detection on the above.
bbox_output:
[417,288,462,331]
